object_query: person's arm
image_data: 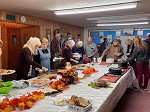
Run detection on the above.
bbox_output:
[120,45,124,56]
[100,45,110,58]
[64,48,79,64]
[23,48,42,69]
[127,47,138,62]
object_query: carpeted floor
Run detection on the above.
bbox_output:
[113,81,150,112]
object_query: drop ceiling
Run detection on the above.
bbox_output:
[0,0,150,29]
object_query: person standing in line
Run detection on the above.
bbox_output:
[144,33,150,77]
[126,36,150,91]
[60,40,78,67]
[62,33,75,48]
[72,41,85,64]
[99,38,108,56]
[34,37,51,74]
[100,39,123,61]
[16,37,47,80]
[125,38,137,77]
[50,33,61,70]
[85,37,98,59]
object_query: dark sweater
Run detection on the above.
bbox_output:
[16,47,42,80]
[127,46,149,63]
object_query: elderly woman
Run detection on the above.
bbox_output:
[60,40,79,67]
[72,41,85,64]
[127,36,150,90]
[16,37,47,80]
[34,37,51,74]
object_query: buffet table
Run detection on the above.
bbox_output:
[0,64,138,112]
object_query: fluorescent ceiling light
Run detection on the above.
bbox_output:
[86,13,150,21]
[54,2,137,15]
[93,17,149,23]
[97,22,149,26]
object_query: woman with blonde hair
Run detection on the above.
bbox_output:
[127,36,150,90]
[16,37,47,80]
[125,38,137,77]
[34,37,51,74]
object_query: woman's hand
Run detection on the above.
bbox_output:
[75,60,79,64]
[42,67,48,72]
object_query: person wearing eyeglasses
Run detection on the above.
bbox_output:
[16,37,47,80]
[34,37,51,75]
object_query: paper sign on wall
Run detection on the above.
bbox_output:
[107,35,112,42]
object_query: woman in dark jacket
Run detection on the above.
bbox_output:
[125,38,137,77]
[16,37,47,80]
[60,40,79,67]
[127,36,150,90]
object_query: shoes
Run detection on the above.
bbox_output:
[143,88,148,91]
[140,86,148,91]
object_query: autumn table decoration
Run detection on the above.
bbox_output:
[0,91,45,112]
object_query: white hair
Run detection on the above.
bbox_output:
[66,39,75,46]
[77,41,83,47]
[146,33,150,36]
[23,37,41,54]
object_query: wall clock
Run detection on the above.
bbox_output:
[20,16,26,22]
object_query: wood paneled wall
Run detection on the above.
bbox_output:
[0,10,84,69]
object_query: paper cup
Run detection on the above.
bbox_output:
[97,58,102,63]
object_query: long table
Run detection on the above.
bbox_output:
[0,64,138,112]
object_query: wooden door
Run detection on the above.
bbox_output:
[7,28,21,70]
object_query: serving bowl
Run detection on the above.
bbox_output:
[0,81,13,94]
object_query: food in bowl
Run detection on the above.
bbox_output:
[67,95,90,107]
[0,81,13,94]
[66,95,92,112]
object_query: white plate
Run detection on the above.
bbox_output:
[67,100,92,112]
[35,68,48,72]
[0,70,15,75]
[31,79,50,87]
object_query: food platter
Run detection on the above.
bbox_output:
[0,69,16,75]
[31,79,50,87]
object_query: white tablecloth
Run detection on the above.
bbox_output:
[0,64,138,112]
